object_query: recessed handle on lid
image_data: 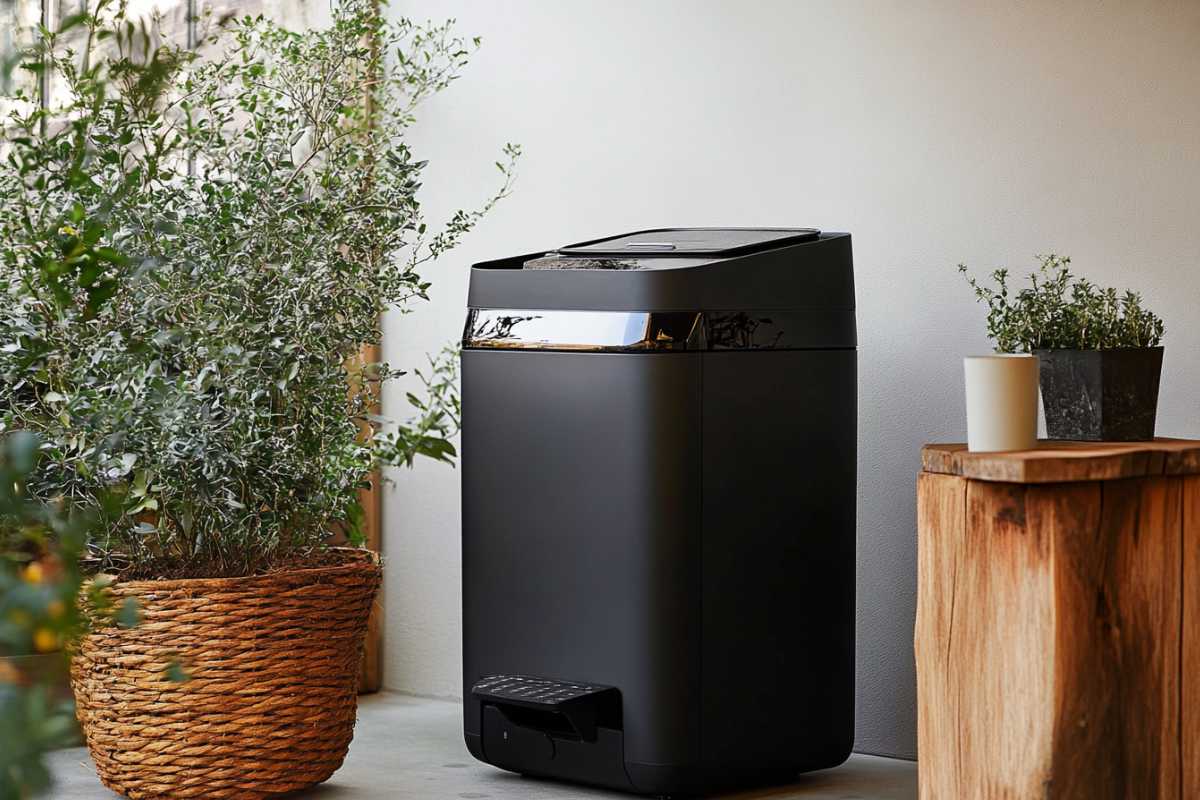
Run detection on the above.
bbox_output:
[624,242,675,250]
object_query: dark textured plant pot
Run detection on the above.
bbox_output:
[1035,347,1164,441]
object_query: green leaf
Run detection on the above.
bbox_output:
[86,279,119,314]
[163,659,190,683]
[78,261,103,288]
[93,247,128,266]
[83,221,105,246]
[130,497,159,514]
[116,599,141,629]
[58,12,90,33]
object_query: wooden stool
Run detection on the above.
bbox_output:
[915,439,1200,799]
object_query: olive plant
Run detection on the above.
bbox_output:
[0,1,518,577]
[958,254,1164,353]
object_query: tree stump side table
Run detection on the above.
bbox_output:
[915,439,1200,800]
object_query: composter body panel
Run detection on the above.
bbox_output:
[698,350,856,772]
[462,350,702,788]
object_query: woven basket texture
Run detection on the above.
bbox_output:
[70,548,381,799]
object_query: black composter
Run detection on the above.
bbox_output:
[461,228,857,796]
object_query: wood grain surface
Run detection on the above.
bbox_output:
[1047,477,1180,799]
[915,472,967,800]
[356,342,383,694]
[1184,475,1200,799]
[922,438,1200,483]
[916,470,1192,799]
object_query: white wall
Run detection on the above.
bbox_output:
[380,0,1200,760]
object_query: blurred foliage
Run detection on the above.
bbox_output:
[958,254,1165,353]
[0,431,124,800]
[0,0,516,578]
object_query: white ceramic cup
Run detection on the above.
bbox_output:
[964,354,1039,452]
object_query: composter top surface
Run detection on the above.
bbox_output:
[558,228,820,258]
[466,227,854,314]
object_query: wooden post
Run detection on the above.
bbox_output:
[916,439,1200,799]
[355,0,385,694]
[356,460,383,693]
[355,342,383,694]
[1184,475,1200,798]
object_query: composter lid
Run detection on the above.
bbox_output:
[558,227,820,258]
[466,228,854,316]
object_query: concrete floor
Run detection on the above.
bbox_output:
[49,693,917,799]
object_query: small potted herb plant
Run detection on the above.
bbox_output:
[1,1,516,797]
[959,255,1165,441]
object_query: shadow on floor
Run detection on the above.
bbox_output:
[49,694,917,800]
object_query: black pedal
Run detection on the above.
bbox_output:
[471,675,620,741]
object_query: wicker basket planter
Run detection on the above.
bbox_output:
[70,548,381,800]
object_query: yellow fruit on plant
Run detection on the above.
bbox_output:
[23,562,44,584]
[47,600,66,619]
[33,627,59,653]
